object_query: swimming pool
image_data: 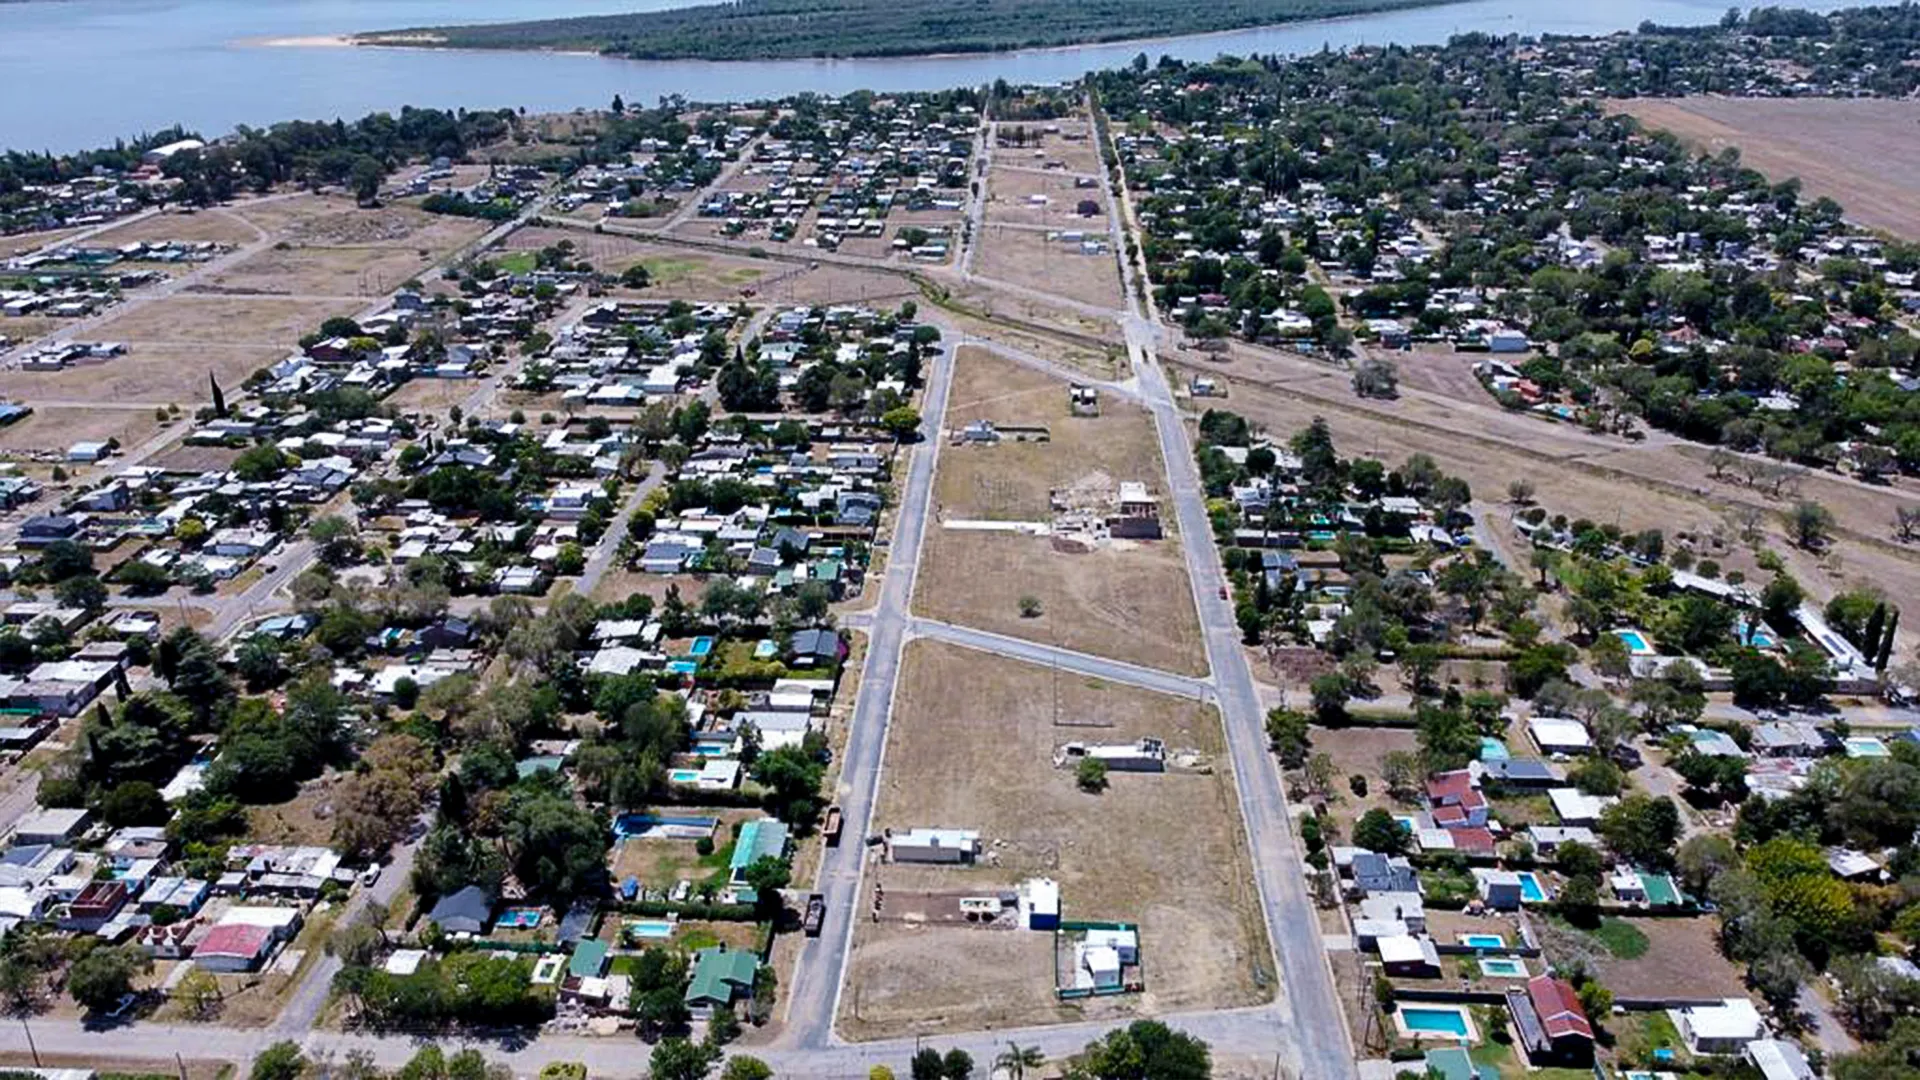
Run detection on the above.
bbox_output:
[628,919,675,940]
[1459,933,1506,949]
[1614,628,1655,656]
[1845,736,1891,758]
[1517,872,1549,903]
[1477,737,1509,762]
[1480,957,1527,978]
[1398,1006,1472,1038]
[666,660,699,675]
[1736,620,1776,648]
[497,907,542,929]
[689,636,716,658]
[668,768,702,785]
[613,813,720,839]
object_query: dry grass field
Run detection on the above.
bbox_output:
[0,342,287,406]
[89,207,262,248]
[975,225,1125,311]
[839,640,1269,1040]
[918,348,1205,675]
[0,406,164,456]
[1611,96,1920,239]
[986,166,1109,230]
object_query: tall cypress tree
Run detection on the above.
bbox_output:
[208,371,227,418]
[1864,603,1886,657]
[1877,609,1900,672]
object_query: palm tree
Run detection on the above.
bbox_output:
[995,1044,1044,1080]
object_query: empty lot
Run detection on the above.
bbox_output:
[918,348,1205,676]
[840,641,1270,1040]
[1612,96,1920,239]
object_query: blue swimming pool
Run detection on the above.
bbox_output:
[1401,1007,1470,1037]
[1517,872,1549,903]
[689,636,716,657]
[1480,957,1527,977]
[613,813,720,838]
[628,919,675,940]
[1478,737,1509,762]
[1736,620,1776,648]
[666,660,698,675]
[497,907,542,929]
[1615,628,1654,655]
[1459,933,1506,949]
[668,768,702,785]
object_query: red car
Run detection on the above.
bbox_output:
[1218,584,1229,600]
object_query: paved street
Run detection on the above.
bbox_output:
[778,334,957,1049]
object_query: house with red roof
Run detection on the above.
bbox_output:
[193,922,275,973]
[1507,974,1595,1066]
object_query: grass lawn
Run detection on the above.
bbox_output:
[494,251,537,274]
[1592,918,1651,959]
[1470,1041,1594,1080]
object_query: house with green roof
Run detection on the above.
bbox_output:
[568,938,609,980]
[685,945,757,1017]
[729,818,790,887]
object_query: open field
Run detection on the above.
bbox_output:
[0,406,165,456]
[0,342,286,406]
[83,294,355,347]
[975,224,1125,311]
[938,346,1165,518]
[0,225,89,257]
[1174,346,1920,621]
[996,123,1104,175]
[205,243,441,298]
[840,640,1269,1039]
[918,347,1206,675]
[89,207,263,248]
[1610,96,1920,240]
[986,166,1108,230]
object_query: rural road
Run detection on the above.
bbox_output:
[575,462,666,599]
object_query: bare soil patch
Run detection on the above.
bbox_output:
[1542,914,1745,1002]
[987,166,1109,230]
[85,295,356,347]
[1611,96,1920,239]
[840,640,1269,1039]
[0,341,288,406]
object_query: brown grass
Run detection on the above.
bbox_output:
[0,342,288,406]
[840,640,1270,1039]
[90,208,262,248]
[1610,96,1920,240]
[0,407,164,455]
[918,349,1205,676]
[986,166,1110,230]
[1543,915,1746,1002]
[975,224,1124,311]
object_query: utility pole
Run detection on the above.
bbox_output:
[20,1015,38,1067]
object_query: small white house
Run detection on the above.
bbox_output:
[888,828,980,864]
[1672,997,1766,1055]
[1528,716,1592,755]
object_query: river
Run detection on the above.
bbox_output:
[0,0,1853,153]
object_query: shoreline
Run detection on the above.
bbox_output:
[264,0,1473,65]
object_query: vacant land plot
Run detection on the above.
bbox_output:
[0,342,286,406]
[948,289,1125,358]
[89,207,262,248]
[987,167,1108,229]
[918,349,1204,675]
[840,640,1268,1040]
[938,346,1163,518]
[1612,96,1920,239]
[205,243,440,298]
[1540,915,1744,1002]
[975,225,1124,311]
[86,294,354,347]
[0,406,163,456]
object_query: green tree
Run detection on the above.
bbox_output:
[650,1041,719,1080]
[1352,808,1407,855]
[1067,1020,1211,1080]
[1076,757,1109,793]
[68,944,151,1013]
[250,1042,308,1080]
[1264,708,1311,767]
[1597,795,1681,869]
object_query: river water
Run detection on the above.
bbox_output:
[0,0,1851,153]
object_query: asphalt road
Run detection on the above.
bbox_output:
[778,334,957,1049]
[905,616,1211,700]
